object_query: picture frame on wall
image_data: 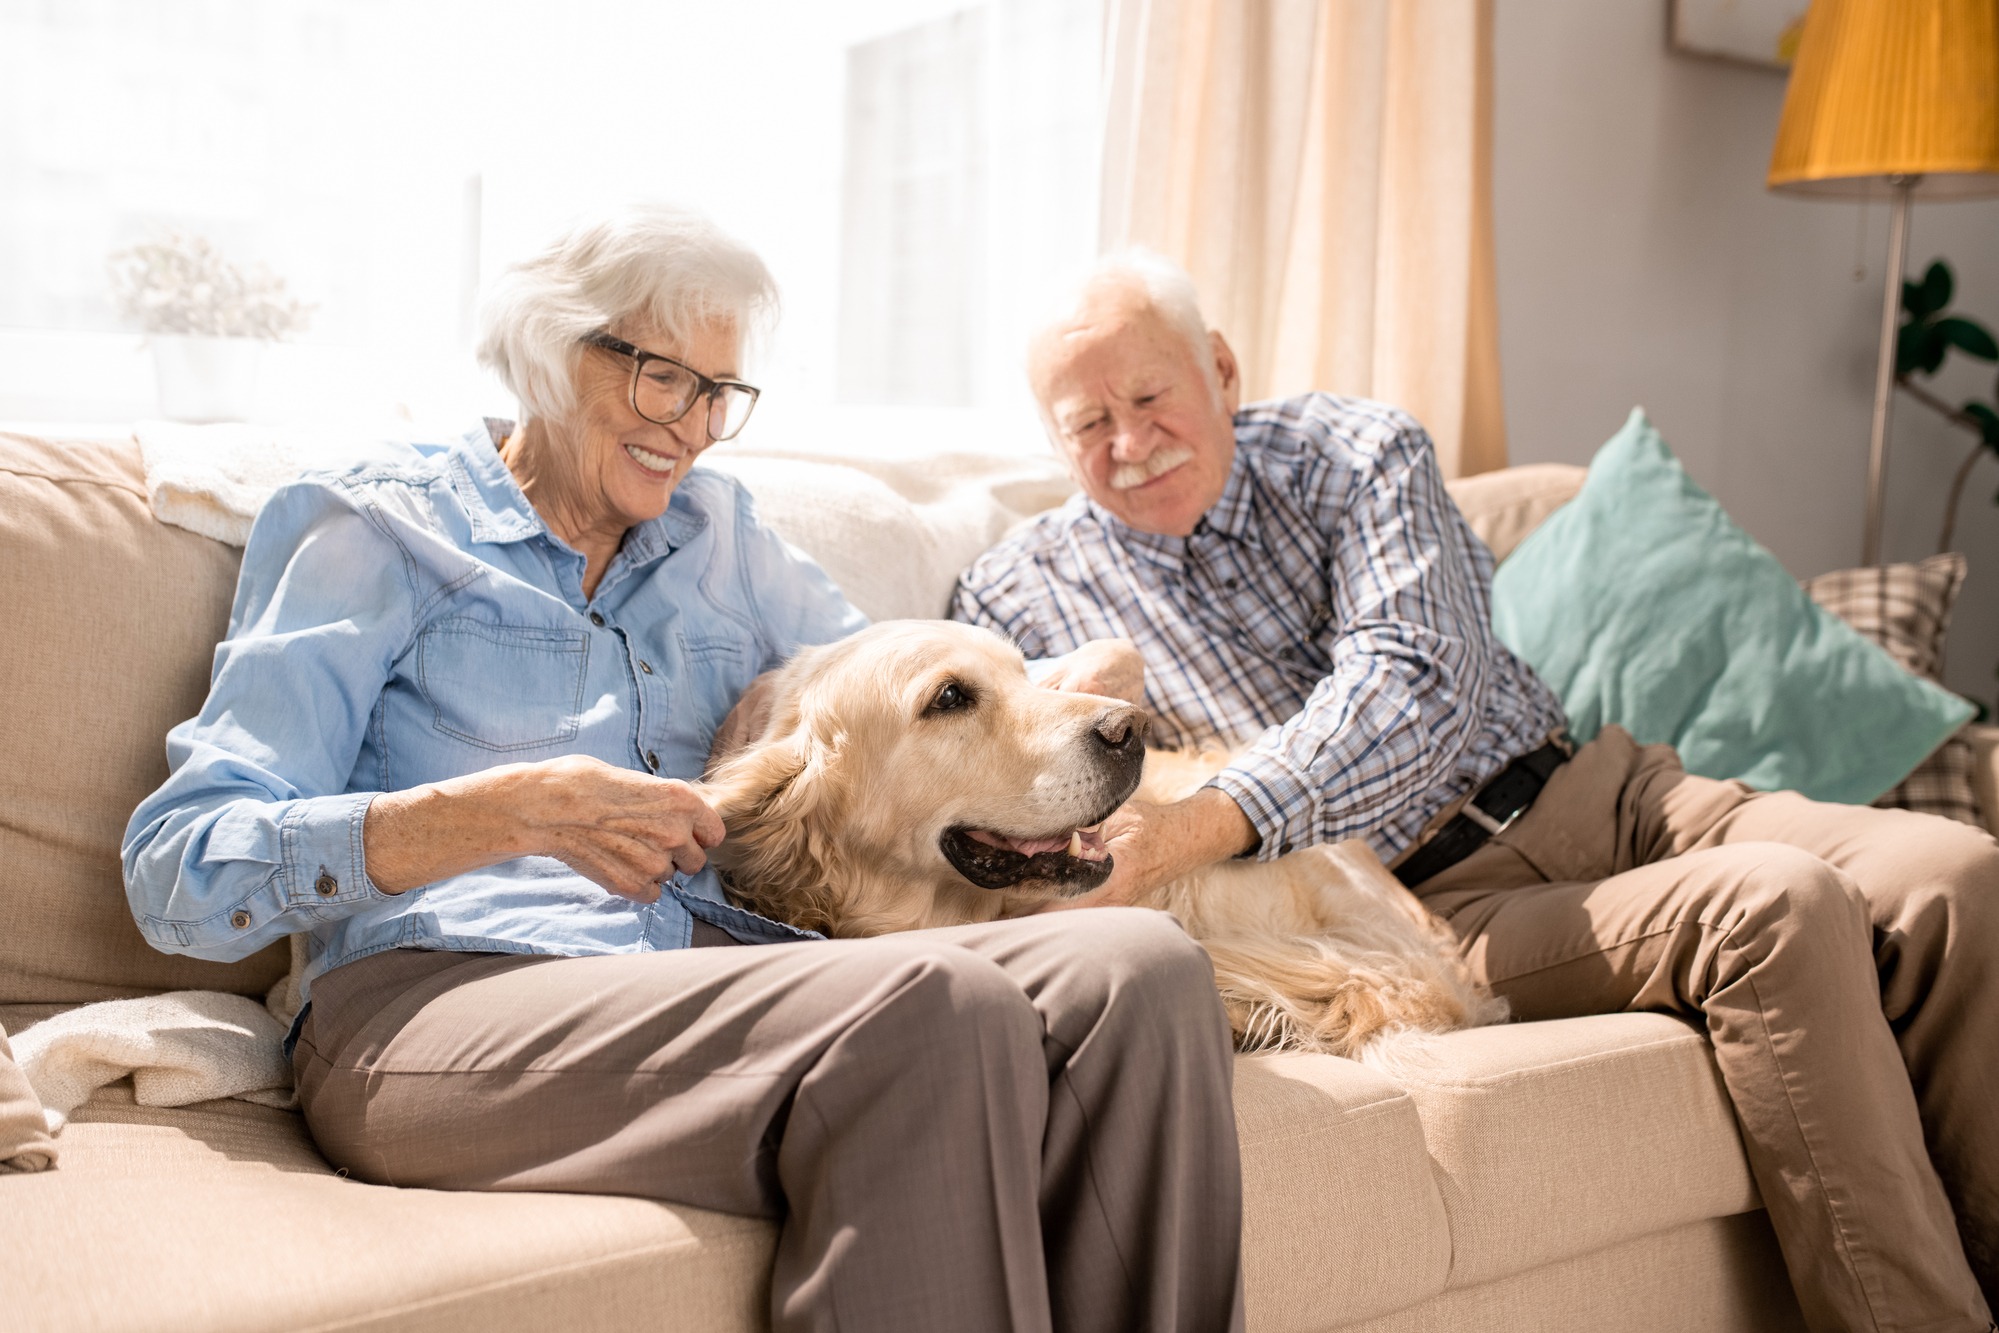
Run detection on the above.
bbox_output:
[1668,0,1809,71]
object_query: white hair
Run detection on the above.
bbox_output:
[477,202,778,423]
[1031,247,1220,399]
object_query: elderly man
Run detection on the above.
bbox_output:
[953,250,1999,1333]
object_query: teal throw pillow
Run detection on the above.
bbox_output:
[1491,408,1973,804]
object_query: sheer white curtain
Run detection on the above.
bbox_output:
[1098,0,1507,477]
[0,0,1101,451]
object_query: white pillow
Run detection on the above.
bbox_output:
[707,448,1075,623]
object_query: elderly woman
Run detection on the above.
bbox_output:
[122,206,1244,1333]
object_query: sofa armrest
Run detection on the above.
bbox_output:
[1965,725,1999,839]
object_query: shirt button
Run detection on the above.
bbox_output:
[646,751,660,771]
[1278,842,1293,855]
[639,660,653,675]
[230,909,252,929]
[314,872,338,897]
[589,612,605,627]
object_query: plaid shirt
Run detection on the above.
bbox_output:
[952,394,1568,862]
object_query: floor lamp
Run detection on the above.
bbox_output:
[1766,0,1999,567]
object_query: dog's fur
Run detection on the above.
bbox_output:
[699,621,1505,1056]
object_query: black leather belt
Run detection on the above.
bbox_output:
[1394,739,1571,889]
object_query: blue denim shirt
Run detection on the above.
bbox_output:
[122,424,867,1012]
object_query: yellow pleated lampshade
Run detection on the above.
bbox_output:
[1768,0,1999,198]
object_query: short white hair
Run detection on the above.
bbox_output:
[477,203,778,423]
[1030,247,1219,399]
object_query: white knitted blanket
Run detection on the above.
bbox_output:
[12,992,295,1134]
[134,419,416,546]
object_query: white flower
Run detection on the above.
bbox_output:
[106,232,313,340]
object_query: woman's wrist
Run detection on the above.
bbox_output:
[362,767,527,895]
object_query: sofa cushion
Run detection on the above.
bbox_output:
[704,448,1076,622]
[15,1050,1442,1333]
[11,1014,1766,1333]
[1234,1052,1452,1329]
[1388,1011,1760,1289]
[0,432,289,1004]
[1337,1211,1804,1333]
[5,1087,776,1333]
[1442,462,1585,564]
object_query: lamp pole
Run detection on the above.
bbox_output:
[1862,173,1917,567]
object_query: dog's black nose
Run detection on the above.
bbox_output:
[1092,707,1148,753]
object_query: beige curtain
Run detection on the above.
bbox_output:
[1099,0,1506,477]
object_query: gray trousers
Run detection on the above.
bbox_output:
[293,907,1247,1333]
[1415,727,1999,1333]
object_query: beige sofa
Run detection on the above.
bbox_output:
[6,429,1986,1332]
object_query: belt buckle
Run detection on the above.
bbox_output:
[1460,800,1521,838]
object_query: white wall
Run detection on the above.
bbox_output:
[1493,0,1999,711]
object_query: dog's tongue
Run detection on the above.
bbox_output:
[966,829,1068,855]
[966,826,1109,859]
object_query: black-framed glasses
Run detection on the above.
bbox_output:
[582,332,761,442]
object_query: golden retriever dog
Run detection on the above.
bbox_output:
[699,620,1505,1056]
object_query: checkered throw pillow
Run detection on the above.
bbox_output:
[1803,553,1980,825]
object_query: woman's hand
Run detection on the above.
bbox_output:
[1038,638,1145,706]
[503,756,726,902]
[364,755,725,904]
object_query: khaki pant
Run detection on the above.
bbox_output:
[293,908,1246,1333]
[1416,727,1999,1333]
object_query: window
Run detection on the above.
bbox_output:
[0,0,1102,454]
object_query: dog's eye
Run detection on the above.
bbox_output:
[928,681,973,714]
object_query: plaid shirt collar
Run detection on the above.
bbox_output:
[1090,437,1264,573]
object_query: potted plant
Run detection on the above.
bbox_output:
[107,233,313,423]
[1896,258,1999,553]
[1895,258,1999,713]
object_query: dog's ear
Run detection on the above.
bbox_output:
[696,684,860,937]
[699,725,811,829]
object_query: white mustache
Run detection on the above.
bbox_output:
[1109,446,1194,490]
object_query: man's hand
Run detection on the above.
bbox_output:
[1043,787,1258,910]
[1037,637,1145,706]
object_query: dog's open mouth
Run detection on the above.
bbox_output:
[940,822,1114,893]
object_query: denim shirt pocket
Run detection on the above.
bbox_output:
[417,619,590,751]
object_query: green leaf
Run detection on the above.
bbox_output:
[1921,323,1951,375]
[1938,316,1999,361]
[1920,259,1954,315]
[1898,317,1931,376]
[1967,402,1999,446]
[1903,279,1927,315]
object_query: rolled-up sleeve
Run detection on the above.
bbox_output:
[122,480,413,960]
[1206,426,1492,858]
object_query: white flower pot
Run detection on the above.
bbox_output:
[150,334,264,422]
